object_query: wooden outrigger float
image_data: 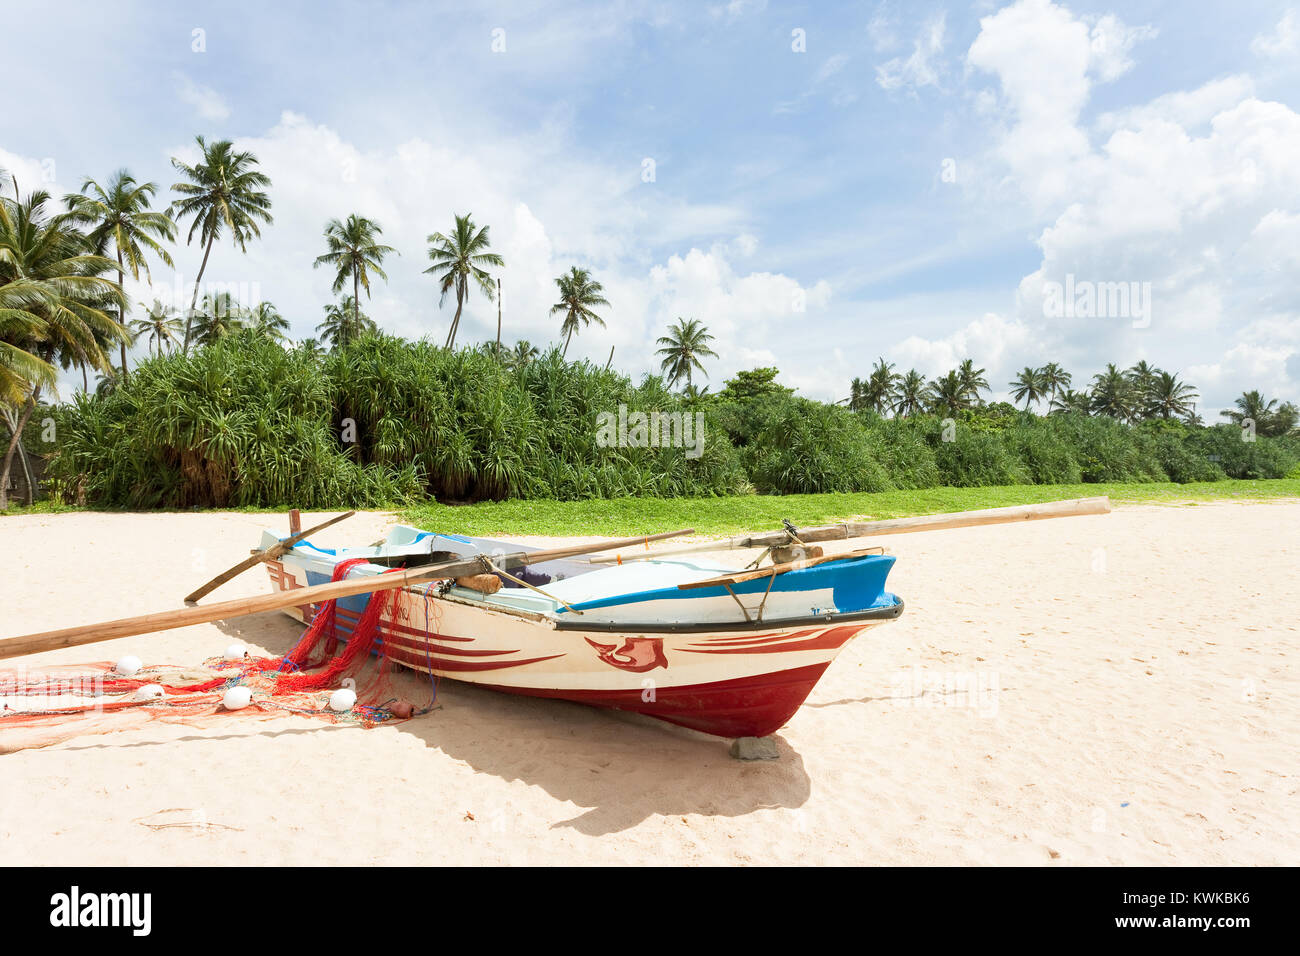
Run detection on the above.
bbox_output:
[0,497,1110,738]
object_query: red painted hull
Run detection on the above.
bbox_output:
[478,662,832,738]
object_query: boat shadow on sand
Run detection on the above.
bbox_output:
[214,612,814,836]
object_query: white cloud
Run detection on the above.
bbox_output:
[1187,343,1297,413]
[1095,74,1255,134]
[890,313,1038,401]
[1087,14,1158,83]
[963,0,1300,411]
[0,147,66,198]
[876,12,946,91]
[174,73,231,121]
[1251,9,1299,58]
[645,246,832,373]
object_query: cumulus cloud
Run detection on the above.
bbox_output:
[641,246,831,380]
[1086,14,1158,83]
[1095,74,1255,134]
[956,0,1300,410]
[0,146,65,197]
[891,313,1038,400]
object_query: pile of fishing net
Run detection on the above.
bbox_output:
[0,560,435,753]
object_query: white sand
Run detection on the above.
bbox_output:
[0,501,1296,865]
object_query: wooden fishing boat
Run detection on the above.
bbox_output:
[0,497,1109,742]
[256,525,904,738]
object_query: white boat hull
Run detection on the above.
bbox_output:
[261,530,903,738]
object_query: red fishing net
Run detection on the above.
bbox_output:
[0,559,433,753]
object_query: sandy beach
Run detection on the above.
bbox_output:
[1,500,1296,866]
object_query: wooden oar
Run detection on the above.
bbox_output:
[0,528,694,662]
[183,511,356,605]
[590,496,1111,564]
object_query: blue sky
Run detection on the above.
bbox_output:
[2,0,1298,412]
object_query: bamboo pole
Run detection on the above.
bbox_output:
[182,510,355,604]
[590,497,1111,564]
[0,528,694,662]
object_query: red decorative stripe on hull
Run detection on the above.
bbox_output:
[696,627,821,647]
[382,644,565,672]
[682,624,863,655]
[477,662,832,738]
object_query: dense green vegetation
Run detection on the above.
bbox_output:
[24,332,1300,511]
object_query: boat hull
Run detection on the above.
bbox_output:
[264,558,901,738]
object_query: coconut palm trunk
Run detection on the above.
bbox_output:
[16,436,34,506]
[0,385,41,511]
[184,233,215,353]
[445,278,466,349]
[117,249,128,381]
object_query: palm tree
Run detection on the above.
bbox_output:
[655,317,718,389]
[1220,390,1297,436]
[64,170,175,381]
[1274,402,1300,436]
[1126,360,1160,414]
[682,383,711,405]
[1049,388,1092,415]
[551,267,610,358]
[191,292,247,346]
[169,137,273,352]
[316,295,377,349]
[1090,363,1135,420]
[0,187,125,508]
[957,359,990,405]
[249,301,289,342]
[894,369,928,417]
[1221,390,1275,429]
[862,358,899,414]
[130,299,183,355]
[313,214,395,332]
[1009,366,1049,410]
[0,281,58,407]
[928,370,970,415]
[1040,361,1071,401]
[1145,371,1198,420]
[295,337,325,361]
[507,339,540,370]
[848,377,867,412]
[424,213,502,350]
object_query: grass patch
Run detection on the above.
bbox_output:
[401,478,1300,537]
[0,499,86,516]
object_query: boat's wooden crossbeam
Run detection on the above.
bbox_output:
[593,496,1112,565]
[678,546,886,591]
